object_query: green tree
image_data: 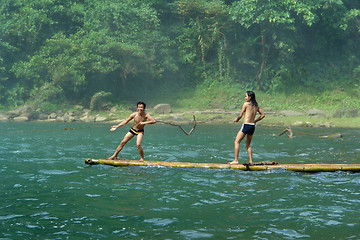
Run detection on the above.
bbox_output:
[1,0,359,109]
[229,0,321,90]
[229,0,360,91]
[0,0,84,105]
[10,0,176,105]
[175,0,231,81]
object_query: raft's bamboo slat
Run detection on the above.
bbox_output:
[85,159,360,172]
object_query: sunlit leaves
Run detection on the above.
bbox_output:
[229,0,322,28]
[340,8,360,30]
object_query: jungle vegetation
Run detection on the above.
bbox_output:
[1,0,359,112]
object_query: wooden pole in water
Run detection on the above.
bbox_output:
[85,159,360,172]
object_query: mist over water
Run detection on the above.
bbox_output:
[1,122,359,239]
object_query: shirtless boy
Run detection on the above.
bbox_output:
[107,101,156,161]
[229,91,265,165]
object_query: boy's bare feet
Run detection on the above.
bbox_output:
[228,160,239,165]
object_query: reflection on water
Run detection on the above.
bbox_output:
[0,122,359,239]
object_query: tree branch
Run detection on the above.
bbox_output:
[157,115,197,135]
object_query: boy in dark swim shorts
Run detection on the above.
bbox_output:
[107,101,156,161]
[240,123,255,135]
[229,91,265,165]
[129,127,144,135]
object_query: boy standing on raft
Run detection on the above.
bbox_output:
[229,91,265,165]
[108,101,156,161]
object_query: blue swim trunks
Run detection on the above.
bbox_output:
[240,123,255,135]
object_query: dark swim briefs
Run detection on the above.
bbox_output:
[240,123,255,135]
[129,127,144,135]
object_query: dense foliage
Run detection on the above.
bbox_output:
[0,0,359,110]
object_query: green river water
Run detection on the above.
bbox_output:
[1,122,359,239]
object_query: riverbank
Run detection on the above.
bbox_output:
[156,109,360,128]
[1,104,359,128]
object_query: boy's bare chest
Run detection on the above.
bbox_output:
[134,113,146,122]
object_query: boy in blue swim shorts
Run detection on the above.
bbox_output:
[240,123,255,135]
[229,91,265,165]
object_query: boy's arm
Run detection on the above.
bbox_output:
[140,113,156,125]
[234,103,247,122]
[110,113,135,131]
[254,107,265,124]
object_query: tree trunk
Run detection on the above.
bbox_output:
[257,29,266,90]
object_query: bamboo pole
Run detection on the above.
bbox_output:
[85,159,360,172]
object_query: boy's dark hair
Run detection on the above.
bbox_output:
[137,101,146,109]
[246,91,258,107]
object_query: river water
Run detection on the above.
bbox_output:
[1,122,359,239]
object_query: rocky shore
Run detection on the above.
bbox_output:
[0,104,359,128]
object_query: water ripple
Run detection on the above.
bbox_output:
[1,123,360,239]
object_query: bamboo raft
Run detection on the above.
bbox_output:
[85,159,360,172]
